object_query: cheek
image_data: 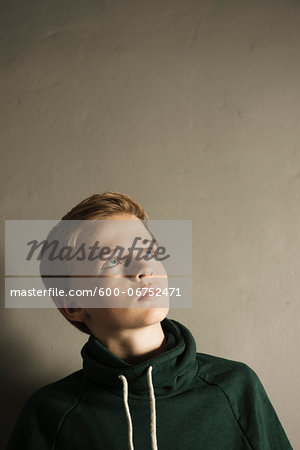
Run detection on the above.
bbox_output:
[100,276,128,288]
[150,259,167,277]
[95,308,136,330]
[87,308,122,329]
[151,261,169,289]
[158,260,168,274]
[99,276,132,306]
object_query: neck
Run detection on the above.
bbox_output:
[94,322,167,364]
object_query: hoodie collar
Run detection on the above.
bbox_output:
[81,318,199,397]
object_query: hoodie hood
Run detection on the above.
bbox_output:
[81,317,199,397]
[81,318,200,449]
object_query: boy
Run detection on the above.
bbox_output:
[7,191,293,449]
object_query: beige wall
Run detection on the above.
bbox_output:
[1,0,299,447]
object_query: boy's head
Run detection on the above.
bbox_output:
[40,191,169,336]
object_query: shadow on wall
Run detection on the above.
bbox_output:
[0,321,51,449]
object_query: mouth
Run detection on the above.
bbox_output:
[138,288,160,301]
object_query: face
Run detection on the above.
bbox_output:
[69,214,170,334]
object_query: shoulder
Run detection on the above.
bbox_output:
[195,353,293,449]
[20,369,84,417]
[7,370,85,449]
[196,352,264,412]
[196,351,257,385]
[195,353,263,425]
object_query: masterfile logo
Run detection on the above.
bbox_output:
[5,219,192,308]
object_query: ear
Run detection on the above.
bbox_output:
[58,297,87,323]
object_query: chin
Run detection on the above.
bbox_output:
[134,306,169,326]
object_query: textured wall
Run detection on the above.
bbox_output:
[1,0,299,447]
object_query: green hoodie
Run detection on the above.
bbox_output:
[6,318,292,450]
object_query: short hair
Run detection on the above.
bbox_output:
[41,191,149,335]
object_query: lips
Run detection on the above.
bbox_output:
[138,293,154,301]
[138,287,160,301]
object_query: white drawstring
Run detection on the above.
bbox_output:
[147,366,158,450]
[118,365,158,450]
[118,373,134,450]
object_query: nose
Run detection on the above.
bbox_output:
[138,270,153,280]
